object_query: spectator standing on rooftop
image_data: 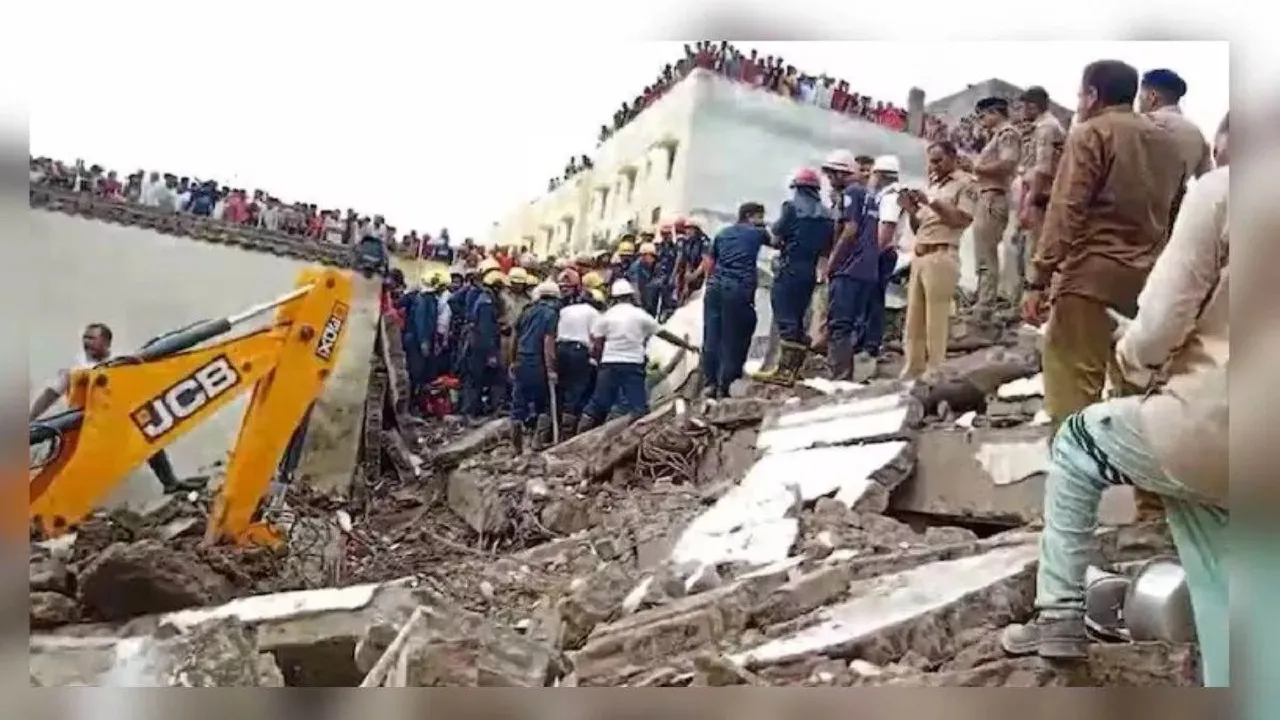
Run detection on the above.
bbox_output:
[967,96,1022,328]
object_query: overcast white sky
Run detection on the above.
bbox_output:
[27,3,1228,244]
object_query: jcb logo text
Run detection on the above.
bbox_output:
[316,302,349,361]
[131,355,240,441]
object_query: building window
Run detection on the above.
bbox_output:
[666,143,678,180]
[650,207,661,224]
[599,188,610,219]
[626,175,636,202]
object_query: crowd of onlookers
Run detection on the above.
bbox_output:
[597,41,926,147]
[547,154,595,192]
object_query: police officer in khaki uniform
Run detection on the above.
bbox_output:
[898,141,978,378]
[1016,86,1066,286]
[1138,68,1213,227]
[967,96,1022,323]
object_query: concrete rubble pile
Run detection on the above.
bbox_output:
[31,299,1201,686]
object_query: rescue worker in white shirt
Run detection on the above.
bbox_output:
[508,281,562,453]
[555,285,603,436]
[1002,126,1228,686]
[29,322,198,494]
[577,279,699,434]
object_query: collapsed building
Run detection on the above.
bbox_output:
[27,188,1200,687]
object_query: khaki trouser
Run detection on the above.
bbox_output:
[1042,293,1164,520]
[807,280,829,350]
[902,245,959,377]
[971,190,1009,317]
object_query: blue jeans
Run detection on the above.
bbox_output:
[857,250,897,356]
[584,362,648,421]
[827,275,877,356]
[1037,397,1228,687]
[462,354,501,419]
[702,280,757,395]
[509,358,549,424]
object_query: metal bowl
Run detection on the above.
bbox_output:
[1123,557,1198,643]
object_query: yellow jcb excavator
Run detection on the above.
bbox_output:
[29,266,354,548]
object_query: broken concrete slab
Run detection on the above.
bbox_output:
[730,543,1038,669]
[670,441,911,570]
[996,373,1044,400]
[876,641,1199,687]
[102,617,284,686]
[77,540,234,621]
[890,426,1137,526]
[431,419,508,469]
[446,471,510,536]
[757,390,917,455]
[31,591,80,629]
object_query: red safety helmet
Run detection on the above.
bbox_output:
[791,167,822,188]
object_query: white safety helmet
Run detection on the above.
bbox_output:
[821,149,857,173]
[532,280,561,300]
[609,278,636,299]
[872,155,901,175]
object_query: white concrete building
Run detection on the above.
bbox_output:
[493,69,930,259]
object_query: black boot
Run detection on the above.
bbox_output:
[827,340,853,381]
[531,414,553,450]
[149,450,206,493]
[560,414,578,440]
[508,419,525,455]
[576,414,600,435]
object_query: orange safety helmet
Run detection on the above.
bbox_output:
[791,167,822,188]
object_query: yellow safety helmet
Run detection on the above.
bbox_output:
[638,242,657,256]
[421,271,447,290]
[482,270,506,287]
[617,240,636,255]
[588,288,606,305]
[582,271,605,290]
[479,257,501,273]
[507,267,532,286]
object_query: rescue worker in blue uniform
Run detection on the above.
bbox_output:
[702,202,769,398]
[607,238,636,285]
[508,281,561,453]
[404,272,448,403]
[753,168,836,386]
[652,221,680,321]
[461,269,505,422]
[675,218,710,304]
[628,242,659,316]
[823,159,872,379]
[448,264,479,375]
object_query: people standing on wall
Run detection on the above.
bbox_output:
[751,169,835,387]
[897,141,977,379]
[966,96,1022,327]
[702,202,769,399]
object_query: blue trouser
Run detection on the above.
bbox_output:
[640,282,660,316]
[555,341,594,416]
[462,354,501,418]
[510,358,549,424]
[404,335,430,394]
[1037,398,1228,687]
[858,250,897,356]
[827,275,878,354]
[653,279,676,321]
[584,362,648,421]
[771,268,816,344]
[702,280,758,396]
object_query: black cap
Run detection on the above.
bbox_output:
[1019,86,1050,105]
[975,96,1009,114]
[1141,69,1187,100]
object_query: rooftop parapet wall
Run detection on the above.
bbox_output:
[680,70,928,225]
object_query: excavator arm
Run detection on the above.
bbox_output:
[29,266,354,547]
